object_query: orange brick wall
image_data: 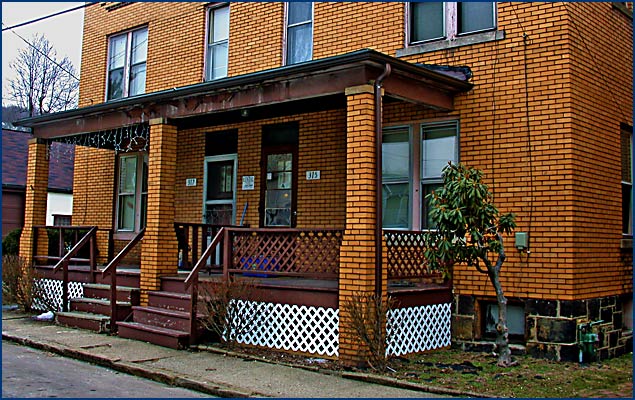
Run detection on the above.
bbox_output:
[175,110,347,229]
[74,2,632,302]
[19,139,49,262]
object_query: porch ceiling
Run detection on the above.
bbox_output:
[16,49,473,140]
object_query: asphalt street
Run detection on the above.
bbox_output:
[2,341,212,398]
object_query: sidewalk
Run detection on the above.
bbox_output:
[1,310,479,398]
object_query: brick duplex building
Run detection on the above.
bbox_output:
[17,2,632,364]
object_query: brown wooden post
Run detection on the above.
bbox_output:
[223,228,231,280]
[338,85,387,366]
[139,119,179,305]
[19,138,50,264]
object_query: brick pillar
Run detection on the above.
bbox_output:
[140,119,179,305]
[338,85,387,366]
[19,138,49,264]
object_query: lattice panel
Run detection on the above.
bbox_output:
[384,230,442,279]
[32,279,84,312]
[386,303,451,356]
[230,229,343,278]
[227,300,339,357]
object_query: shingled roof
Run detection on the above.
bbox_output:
[2,124,74,193]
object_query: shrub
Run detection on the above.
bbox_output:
[2,228,22,256]
[2,255,56,312]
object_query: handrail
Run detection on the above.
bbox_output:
[102,228,144,333]
[52,227,97,273]
[184,227,225,290]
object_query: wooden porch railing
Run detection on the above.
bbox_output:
[226,228,344,279]
[384,229,443,280]
[174,223,239,271]
[50,226,98,312]
[102,228,145,333]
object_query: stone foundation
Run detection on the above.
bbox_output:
[451,294,633,362]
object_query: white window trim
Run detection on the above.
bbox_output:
[204,3,230,81]
[401,2,501,57]
[623,128,633,237]
[283,2,314,66]
[115,152,147,238]
[105,26,148,101]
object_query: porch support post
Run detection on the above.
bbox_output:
[339,85,388,366]
[140,118,179,305]
[19,138,49,264]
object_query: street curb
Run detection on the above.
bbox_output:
[196,344,494,398]
[2,332,256,398]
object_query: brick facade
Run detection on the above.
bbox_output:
[30,1,630,362]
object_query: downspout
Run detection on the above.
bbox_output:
[374,63,391,299]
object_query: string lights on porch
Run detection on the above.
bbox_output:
[52,123,150,154]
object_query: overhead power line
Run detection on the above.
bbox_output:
[2,2,97,32]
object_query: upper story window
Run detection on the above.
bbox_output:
[410,2,496,44]
[107,27,148,100]
[206,5,229,80]
[285,2,313,65]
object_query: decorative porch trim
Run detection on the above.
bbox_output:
[53,124,149,153]
[33,278,85,312]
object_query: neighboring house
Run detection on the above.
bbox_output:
[15,2,632,364]
[2,122,74,238]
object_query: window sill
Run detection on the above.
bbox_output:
[620,237,633,249]
[397,30,505,57]
[114,231,138,241]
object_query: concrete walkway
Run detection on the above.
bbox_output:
[1,311,477,398]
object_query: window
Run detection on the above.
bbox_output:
[409,2,495,44]
[381,120,458,230]
[116,153,148,233]
[484,302,525,341]
[107,27,148,100]
[622,125,633,236]
[206,5,229,80]
[53,215,72,226]
[285,2,313,65]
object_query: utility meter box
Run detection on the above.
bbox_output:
[515,232,529,251]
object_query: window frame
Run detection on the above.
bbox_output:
[381,119,459,231]
[622,125,633,237]
[115,152,148,237]
[283,2,314,66]
[205,3,230,81]
[202,154,238,225]
[106,26,148,101]
[405,2,498,49]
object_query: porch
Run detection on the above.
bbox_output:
[16,49,471,364]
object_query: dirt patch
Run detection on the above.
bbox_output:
[211,344,633,398]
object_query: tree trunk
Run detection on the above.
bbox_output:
[486,246,517,367]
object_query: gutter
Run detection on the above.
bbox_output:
[374,63,391,299]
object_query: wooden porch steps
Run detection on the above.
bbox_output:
[116,287,195,350]
[55,283,140,333]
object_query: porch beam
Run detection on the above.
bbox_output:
[139,120,179,305]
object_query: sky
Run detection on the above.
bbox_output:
[2,2,84,107]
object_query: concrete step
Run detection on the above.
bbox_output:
[117,321,189,349]
[56,311,110,333]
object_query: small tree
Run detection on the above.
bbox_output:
[424,163,517,367]
[7,34,79,117]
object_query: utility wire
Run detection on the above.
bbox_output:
[3,23,79,81]
[2,2,97,32]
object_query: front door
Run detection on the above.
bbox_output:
[203,154,237,225]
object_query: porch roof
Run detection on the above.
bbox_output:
[16,49,473,139]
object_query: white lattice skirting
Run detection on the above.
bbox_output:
[228,300,339,357]
[32,278,84,312]
[386,303,452,356]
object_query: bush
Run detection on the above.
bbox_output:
[2,228,22,256]
[2,255,56,312]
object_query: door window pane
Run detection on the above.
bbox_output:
[458,2,495,34]
[205,204,233,225]
[207,161,234,201]
[264,153,293,227]
[411,2,444,43]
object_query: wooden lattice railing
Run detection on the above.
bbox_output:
[384,229,443,280]
[226,228,344,279]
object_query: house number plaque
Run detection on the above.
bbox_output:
[242,175,255,190]
[306,170,321,180]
